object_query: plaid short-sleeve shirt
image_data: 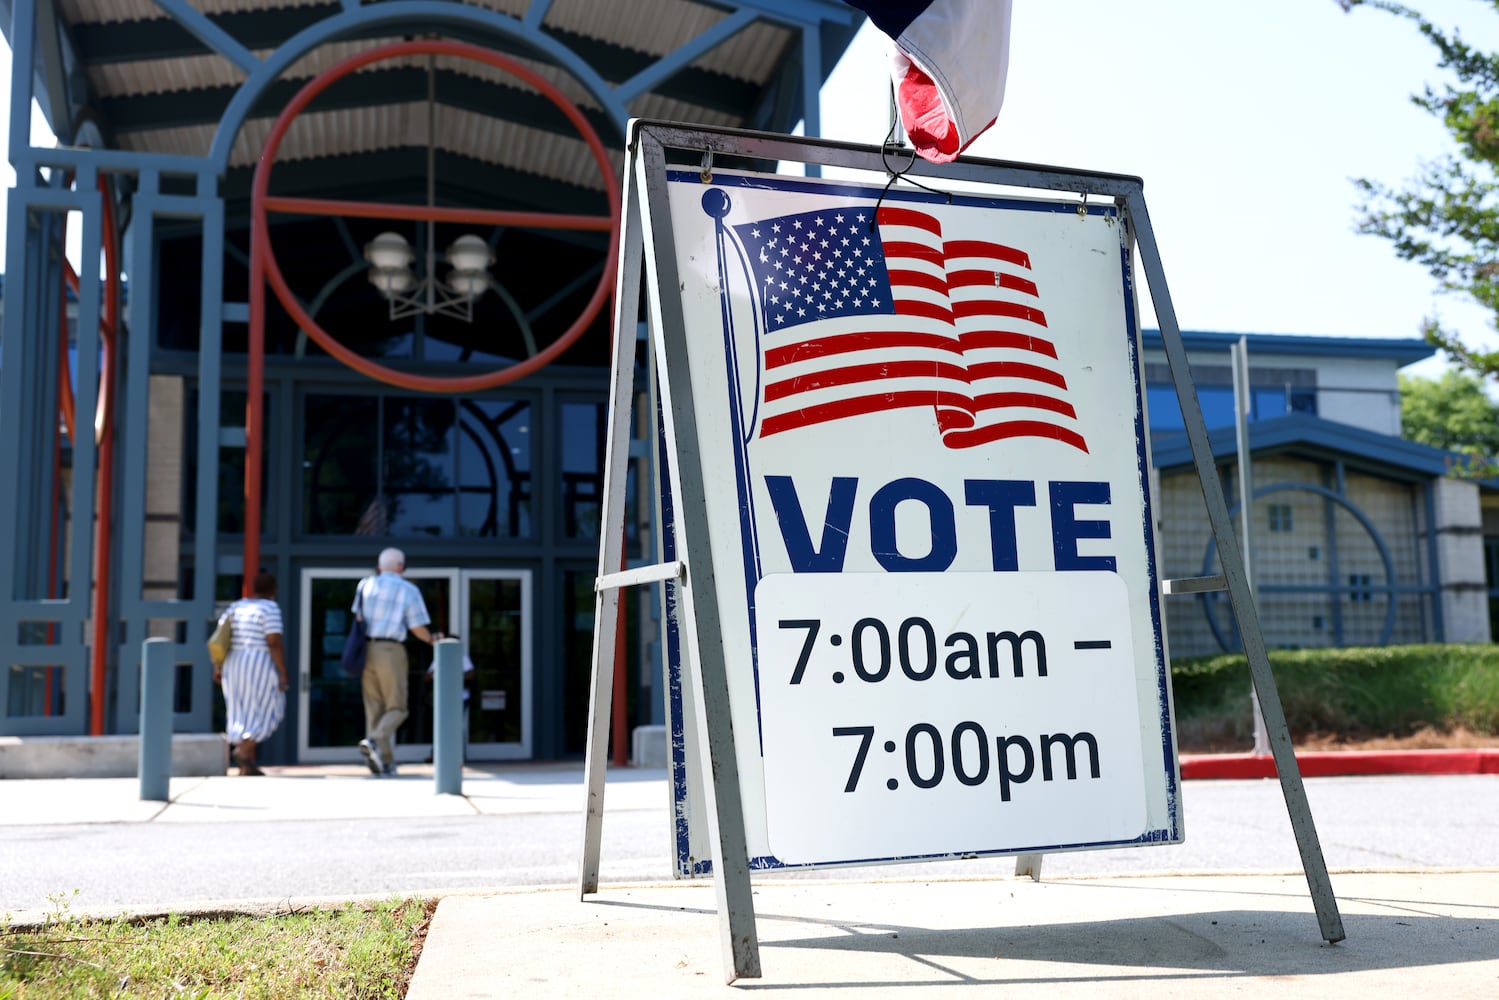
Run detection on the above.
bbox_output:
[355,572,429,641]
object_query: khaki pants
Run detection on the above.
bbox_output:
[362,640,409,764]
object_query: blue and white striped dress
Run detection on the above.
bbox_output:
[221,598,285,743]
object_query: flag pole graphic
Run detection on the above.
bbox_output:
[704,189,766,709]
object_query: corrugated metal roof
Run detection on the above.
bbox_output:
[50,0,854,203]
[57,0,331,25]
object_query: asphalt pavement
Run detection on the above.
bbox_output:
[2,760,1497,996]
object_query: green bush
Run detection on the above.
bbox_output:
[1170,644,1499,742]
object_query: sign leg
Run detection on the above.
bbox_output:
[1014,854,1043,881]
[1127,192,1345,944]
[579,144,646,899]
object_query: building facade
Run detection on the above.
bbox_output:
[1142,331,1491,659]
[0,0,863,764]
[3,3,1492,767]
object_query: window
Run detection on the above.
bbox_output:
[183,388,270,537]
[457,400,532,538]
[382,398,457,537]
[302,395,379,535]
[1144,364,1316,432]
[560,402,607,540]
[1268,503,1293,532]
[301,392,534,538]
[1348,573,1374,603]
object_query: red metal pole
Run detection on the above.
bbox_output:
[85,178,120,735]
[263,195,611,232]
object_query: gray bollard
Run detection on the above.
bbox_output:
[433,638,463,795]
[139,637,175,801]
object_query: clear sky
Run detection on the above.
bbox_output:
[817,0,1499,379]
[4,1,1499,378]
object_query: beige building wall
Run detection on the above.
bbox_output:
[144,375,185,639]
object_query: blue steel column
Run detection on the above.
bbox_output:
[191,176,227,731]
[801,24,822,178]
[115,188,220,733]
[14,209,61,598]
[7,0,37,171]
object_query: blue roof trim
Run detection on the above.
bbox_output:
[1150,413,1484,481]
[1141,329,1435,366]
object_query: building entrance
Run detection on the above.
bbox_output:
[296,567,533,762]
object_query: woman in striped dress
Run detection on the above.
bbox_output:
[213,571,289,776]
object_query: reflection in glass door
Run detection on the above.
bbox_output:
[297,567,530,762]
[460,570,532,759]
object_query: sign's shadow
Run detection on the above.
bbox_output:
[747,907,1497,988]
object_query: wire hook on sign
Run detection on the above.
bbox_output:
[871,118,952,230]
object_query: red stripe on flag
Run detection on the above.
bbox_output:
[941,419,1090,453]
[945,240,1030,269]
[882,240,945,267]
[886,268,948,295]
[765,331,963,369]
[765,359,969,402]
[948,268,1038,297]
[965,360,1068,389]
[957,331,1058,358]
[761,389,973,437]
[953,299,1047,326]
[970,391,1077,419]
[874,207,942,234]
[895,299,954,324]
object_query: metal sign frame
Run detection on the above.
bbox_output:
[578,120,1344,984]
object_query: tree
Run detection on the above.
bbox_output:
[1399,368,1499,469]
[1347,0,1499,378]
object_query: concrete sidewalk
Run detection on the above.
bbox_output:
[4,760,1498,996]
[0,761,665,827]
[405,871,1499,997]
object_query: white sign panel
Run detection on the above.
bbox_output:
[657,169,1179,872]
[756,571,1147,862]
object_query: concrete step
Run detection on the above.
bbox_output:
[0,734,228,779]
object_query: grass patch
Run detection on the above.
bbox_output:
[1,894,436,999]
[1171,643,1499,751]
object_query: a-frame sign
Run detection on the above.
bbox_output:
[579,120,1344,984]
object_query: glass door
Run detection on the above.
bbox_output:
[460,569,532,759]
[297,567,457,764]
[297,567,530,762]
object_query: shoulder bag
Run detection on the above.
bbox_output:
[341,579,370,678]
[208,604,234,668]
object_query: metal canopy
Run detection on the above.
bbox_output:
[34,0,861,216]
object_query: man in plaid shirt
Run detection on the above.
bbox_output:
[353,547,434,776]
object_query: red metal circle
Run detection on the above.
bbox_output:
[251,39,620,393]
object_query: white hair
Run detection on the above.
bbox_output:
[377,547,405,572]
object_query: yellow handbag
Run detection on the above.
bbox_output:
[208,608,234,668]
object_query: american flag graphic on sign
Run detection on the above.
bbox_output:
[728,202,1088,453]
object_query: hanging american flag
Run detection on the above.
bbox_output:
[729,202,1088,453]
[841,0,1014,163]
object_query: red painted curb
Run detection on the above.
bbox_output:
[1179,748,1499,780]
